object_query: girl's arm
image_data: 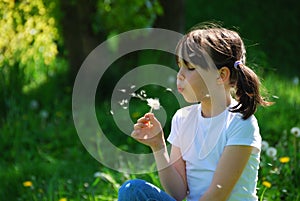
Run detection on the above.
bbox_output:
[152,145,188,201]
[199,145,253,201]
[131,113,188,201]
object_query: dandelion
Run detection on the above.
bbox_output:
[58,198,67,201]
[279,156,290,163]
[290,127,300,137]
[262,181,272,188]
[29,100,39,110]
[131,112,140,119]
[266,147,277,158]
[147,98,160,113]
[23,181,33,187]
[94,172,102,178]
[292,76,299,85]
[39,110,49,119]
[261,140,269,151]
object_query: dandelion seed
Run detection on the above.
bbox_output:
[118,89,126,93]
[136,94,146,101]
[122,106,128,109]
[110,110,114,115]
[130,85,136,89]
[272,95,279,99]
[23,181,33,187]
[261,140,269,151]
[216,184,222,189]
[166,88,173,92]
[290,127,300,137]
[147,98,160,113]
[266,147,277,158]
[140,90,146,95]
[279,156,290,163]
[262,181,272,188]
[118,99,128,106]
[130,92,137,97]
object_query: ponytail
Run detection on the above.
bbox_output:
[230,63,272,120]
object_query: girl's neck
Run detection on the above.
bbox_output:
[201,94,232,118]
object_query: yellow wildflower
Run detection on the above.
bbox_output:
[59,198,67,201]
[279,156,290,163]
[262,181,272,188]
[23,181,33,187]
[131,112,141,119]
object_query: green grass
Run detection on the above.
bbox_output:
[1,73,299,201]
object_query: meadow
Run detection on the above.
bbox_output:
[1,71,299,201]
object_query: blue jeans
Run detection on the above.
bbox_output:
[118,179,176,201]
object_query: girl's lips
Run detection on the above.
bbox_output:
[177,87,183,93]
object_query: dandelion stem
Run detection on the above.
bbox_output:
[149,107,153,113]
[259,187,268,201]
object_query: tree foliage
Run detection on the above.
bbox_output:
[93,0,163,35]
[0,0,61,92]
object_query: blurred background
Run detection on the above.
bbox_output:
[1,0,299,200]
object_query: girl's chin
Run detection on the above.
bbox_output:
[182,95,199,103]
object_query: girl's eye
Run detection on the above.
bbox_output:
[188,67,196,71]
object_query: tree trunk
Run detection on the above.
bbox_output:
[60,0,103,81]
[154,0,185,33]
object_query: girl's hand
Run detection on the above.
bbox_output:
[131,113,165,151]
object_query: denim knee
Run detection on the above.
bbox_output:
[118,179,145,196]
[118,179,176,201]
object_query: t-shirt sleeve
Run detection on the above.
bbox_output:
[167,111,181,147]
[226,115,261,151]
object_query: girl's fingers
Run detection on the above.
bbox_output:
[137,116,150,123]
[133,122,148,130]
[144,113,160,127]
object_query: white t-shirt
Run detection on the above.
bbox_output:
[167,102,261,201]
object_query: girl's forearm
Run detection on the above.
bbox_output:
[152,145,187,201]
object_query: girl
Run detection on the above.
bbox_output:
[118,24,271,201]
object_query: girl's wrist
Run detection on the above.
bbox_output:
[151,141,166,152]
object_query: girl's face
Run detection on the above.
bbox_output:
[176,60,209,103]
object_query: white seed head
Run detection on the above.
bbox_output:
[147,98,160,110]
[291,127,300,137]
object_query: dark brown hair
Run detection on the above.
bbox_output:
[176,24,271,119]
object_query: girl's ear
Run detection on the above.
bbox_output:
[217,67,231,84]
